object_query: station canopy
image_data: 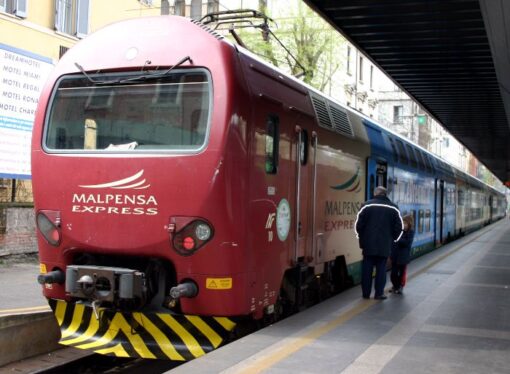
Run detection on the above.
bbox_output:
[304,0,510,184]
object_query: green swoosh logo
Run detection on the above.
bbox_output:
[330,167,360,190]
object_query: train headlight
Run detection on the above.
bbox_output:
[195,223,212,241]
[36,211,61,246]
[172,219,214,256]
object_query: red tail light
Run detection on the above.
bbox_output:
[172,219,213,256]
[36,211,61,246]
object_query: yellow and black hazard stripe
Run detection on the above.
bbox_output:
[48,299,236,360]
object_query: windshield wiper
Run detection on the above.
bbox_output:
[74,56,193,86]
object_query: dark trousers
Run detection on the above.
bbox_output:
[391,263,407,290]
[361,255,387,298]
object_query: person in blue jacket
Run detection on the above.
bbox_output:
[355,186,403,300]
[390,214,415,294]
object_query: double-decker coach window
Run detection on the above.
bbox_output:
[425,209,431,232]
[395,139,408,165]
[405,144,418,169]
[265,115,279,174]
[387,136,399,162]
[418,209,424,233]
[45,69,211,152]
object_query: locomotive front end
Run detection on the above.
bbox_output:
[32,16,248,360]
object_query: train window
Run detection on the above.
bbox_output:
[405,144,418,169]
[425,209,431,232]
[300,130,308,165]
[416,150,426,171]
[265,115,280,174]
[423,153,433,172]
[411,210,417,231]
[44,69,212,152]
[418,209,424,233]
[458,190,465,206]
[387,136,399,162]
[395,139,408,164]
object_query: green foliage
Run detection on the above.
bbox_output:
[226,2,345,93]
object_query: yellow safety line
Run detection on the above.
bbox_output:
[94,343,130,357]
[61,303,85,339]
[0,305,50,314]
[76,313,156,359]
[186,315,223,349]
[213,316,236,331]
[60,311,100,346]
[132,313,185,361]
[159,314,206,358]
[240,300,376,374]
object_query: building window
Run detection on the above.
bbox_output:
[59,45,69,59]
[393,105,403,124]
[190,0,201,20]
[173,0,185,16]
[207,0,218,13]
[55,0,90,38]
[359,56,364,82]
[0,0,27,17]
[347,46,352,75]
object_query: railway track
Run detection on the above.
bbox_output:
[1,349,180,373]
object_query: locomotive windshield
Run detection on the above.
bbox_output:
[44,69,211,152]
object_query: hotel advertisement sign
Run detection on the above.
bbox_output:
[0,43,53,179]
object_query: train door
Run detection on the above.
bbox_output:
[294,126,311,263]
[366,158,387,199]
[434,179,445,246]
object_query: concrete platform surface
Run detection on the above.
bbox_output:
[0,258,49,316]
[171,219,510,374]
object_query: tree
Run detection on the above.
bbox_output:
[227,1,344,94]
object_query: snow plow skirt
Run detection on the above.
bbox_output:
[49,299,236,360]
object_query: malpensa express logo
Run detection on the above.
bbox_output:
[72,170,158,216]
[330,167,361,193]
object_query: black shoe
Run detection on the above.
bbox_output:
[394,288,402,295]
[374,294,387,300]
[362,295,370,299]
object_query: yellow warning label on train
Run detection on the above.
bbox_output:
[40,263,47,273]
[206,278,232,290]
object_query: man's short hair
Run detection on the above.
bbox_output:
[374,186,387,196]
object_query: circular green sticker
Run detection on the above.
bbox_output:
[276,198,291,241]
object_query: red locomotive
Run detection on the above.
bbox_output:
[33,14,506,360]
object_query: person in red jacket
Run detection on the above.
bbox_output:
[390,214,415,294]
[355,186,403,300]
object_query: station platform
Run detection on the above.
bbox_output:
[172,219,510,374]
[0,258,49,316]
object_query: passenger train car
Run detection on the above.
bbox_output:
[32,16,507,360]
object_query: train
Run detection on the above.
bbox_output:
[32,15,507,361]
